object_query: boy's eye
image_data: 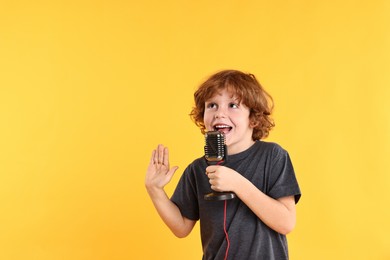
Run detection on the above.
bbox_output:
[229,103,239,108]
[206,103,217,109]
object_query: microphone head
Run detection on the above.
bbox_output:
[204,131,227,163]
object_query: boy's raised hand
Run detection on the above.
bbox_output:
[145,144,179,190]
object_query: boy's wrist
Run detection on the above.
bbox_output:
[146,185,166,198]
[233,175,252,196]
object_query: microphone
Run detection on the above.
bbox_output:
[204,131,236,201]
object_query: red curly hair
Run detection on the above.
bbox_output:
[190,70,275,140]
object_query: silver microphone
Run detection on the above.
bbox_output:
[204,131,235,201]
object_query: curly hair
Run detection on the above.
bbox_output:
[189,70,275,140]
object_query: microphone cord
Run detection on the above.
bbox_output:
[215,160,231,260]
[223,199,230,260]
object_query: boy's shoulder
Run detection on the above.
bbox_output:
[255,141,290,160]
[257,140,286,152]
[187,155,207,168]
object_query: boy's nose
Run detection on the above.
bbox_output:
[214,109,226,119]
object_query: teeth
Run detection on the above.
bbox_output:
[215,125,230,129]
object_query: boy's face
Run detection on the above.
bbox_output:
[203,89,255,155]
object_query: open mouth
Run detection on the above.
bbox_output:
[214,124,233,134]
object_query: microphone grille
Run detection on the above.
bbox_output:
[204,131,226,162]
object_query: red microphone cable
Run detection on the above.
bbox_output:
[207,160,231,260]
[223,199,230,260]
[215,160,231,260]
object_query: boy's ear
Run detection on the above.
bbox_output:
[250,120,259,128]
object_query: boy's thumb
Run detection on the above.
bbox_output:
[168,166,179,177]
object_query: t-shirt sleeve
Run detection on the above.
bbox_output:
[268,145,301,203]
[170,164,200,220]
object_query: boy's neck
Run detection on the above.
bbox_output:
[227,139,255,155]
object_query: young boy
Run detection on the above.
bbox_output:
[145,70,301,259]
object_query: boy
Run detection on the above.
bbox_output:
[145,70,301,259]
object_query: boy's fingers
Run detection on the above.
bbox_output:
[167,166,179,177]
[150,150,156,164]
[163,147,170,166]
[158,145,164,164]
[206,165,218,173]
[153,147,160,164]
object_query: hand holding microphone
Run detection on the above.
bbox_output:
[204,131,236,201]
[206,165,239,193]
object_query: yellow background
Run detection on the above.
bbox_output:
[1,1,389,259]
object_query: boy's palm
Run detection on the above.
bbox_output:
[146,145,178,189]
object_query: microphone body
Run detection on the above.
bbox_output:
[204,131,236,201]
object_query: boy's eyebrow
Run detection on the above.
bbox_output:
[205,96,241,102]
[230,96,241,102]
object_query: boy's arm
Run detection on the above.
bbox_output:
[146,186,196,238]
[206,165,296,235]
[234,178,296,235]
[145,145,196,238]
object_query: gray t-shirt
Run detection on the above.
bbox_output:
[171,141,301,260]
